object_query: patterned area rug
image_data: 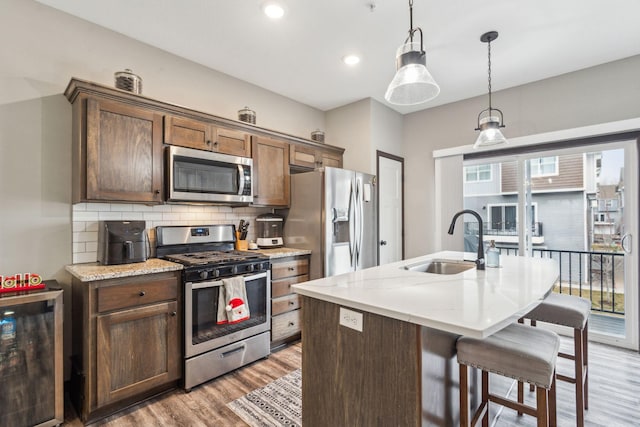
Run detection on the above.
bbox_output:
[227,369,302,426]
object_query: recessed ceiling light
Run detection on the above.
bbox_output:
[263,2,285,19]
[343,55,361,66]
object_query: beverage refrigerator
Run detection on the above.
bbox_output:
[282,167,378,280]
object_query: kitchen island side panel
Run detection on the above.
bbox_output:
[301,296,421,427]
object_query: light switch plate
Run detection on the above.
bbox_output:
[339,307,363,332]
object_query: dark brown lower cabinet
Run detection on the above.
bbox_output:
[71,272,182,423]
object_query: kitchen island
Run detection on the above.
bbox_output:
[292,251,559,426]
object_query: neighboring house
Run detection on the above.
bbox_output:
[463,153,592,253]
[588,183,624,246]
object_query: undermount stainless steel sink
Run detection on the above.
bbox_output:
[403,259,476,275]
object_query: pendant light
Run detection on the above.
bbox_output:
[384,0,439,106]
[473,31,507,149]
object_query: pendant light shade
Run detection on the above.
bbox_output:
[384,0,439,105]
[473,31,507,149]
[385,42,440,105]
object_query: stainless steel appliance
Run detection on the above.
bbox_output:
[255,213,284,248]
[156,224,271,391]
[166,145,253,204]
[283,167,378,280]
[97,220,149,265]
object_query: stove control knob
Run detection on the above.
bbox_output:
[199,271,209,280]
[213,270,220,278]
[247,264,255,273]
[232,265,238,275]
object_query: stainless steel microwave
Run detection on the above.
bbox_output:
[167,145,253,204]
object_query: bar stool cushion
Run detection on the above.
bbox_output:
[457,323,560,389]
[526,293,591,329]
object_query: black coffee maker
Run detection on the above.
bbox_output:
[97,220,149,265]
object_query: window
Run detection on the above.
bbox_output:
[530,156,558,177]
[487,203,537,232]
[598,199,619,211]
[488,204,517,231]
[464,164,492,182]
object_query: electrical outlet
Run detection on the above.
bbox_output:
[339,307,363,332]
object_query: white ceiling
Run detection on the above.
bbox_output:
[36,0,640,114]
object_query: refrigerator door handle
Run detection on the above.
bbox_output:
[348,180,356,266]
[358,178,364,268]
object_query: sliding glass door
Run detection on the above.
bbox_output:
[463,141,638,350]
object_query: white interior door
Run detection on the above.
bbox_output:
[378,153,404,265]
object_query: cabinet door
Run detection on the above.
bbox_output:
[86,98,163,202]
[214,127,251,157]
[96,301,180,407]
[320,151,343,169]
[289,144,317,169]
[252,136,290,206]
[164,115,214,151]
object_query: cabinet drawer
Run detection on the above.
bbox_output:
[98,276,178,313]
[272,275,309,298]
[271,258,309,280]
[272,294,301,316]
[271,310,301,342]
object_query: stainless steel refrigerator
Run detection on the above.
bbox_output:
[283,167,378,280]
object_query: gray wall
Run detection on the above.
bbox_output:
[405,55,640,258]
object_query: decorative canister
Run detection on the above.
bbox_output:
[238,106,256,124]
[311,129,325,143]
[114,69,143,94]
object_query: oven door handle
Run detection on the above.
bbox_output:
[188,271,268,290]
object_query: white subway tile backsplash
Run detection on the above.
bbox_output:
[112,203,133,211]
[73,211,99,221]
[71,203,270,260]
[73,252,97,264]
[143,212,163,221]
[85,202,110,211]
[162,213,181,221]
[86,221,99,232]
[98,211,123,220]
[132,205,155,212]
[75,231,97,243]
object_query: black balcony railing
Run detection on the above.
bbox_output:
[464,221,543,237]
[498,247,625,315]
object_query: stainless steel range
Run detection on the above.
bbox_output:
[156,224,271,391]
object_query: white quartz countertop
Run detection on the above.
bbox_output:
[292,251,559,339]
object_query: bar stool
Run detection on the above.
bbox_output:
[457,323,560,427]
[519,293,591,426]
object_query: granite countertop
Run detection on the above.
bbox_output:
[66,258,183,282]
[250,247,311,259]
[292,251,559,339]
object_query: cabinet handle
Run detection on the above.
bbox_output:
[254,195,259,198]
[170,311,177,316]
[288,267,295,271]
[206,140,212,145]
[289,301,295,305]
[154,189,161,195]
[213,141,219,147]
[139,291,146,297]
[288,322,295,327]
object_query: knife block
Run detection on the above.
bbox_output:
[235,231,248,251]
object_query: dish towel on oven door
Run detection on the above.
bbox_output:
[216,276,250,324]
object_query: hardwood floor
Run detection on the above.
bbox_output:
[62,337,639,426]
[63,343,301,427]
